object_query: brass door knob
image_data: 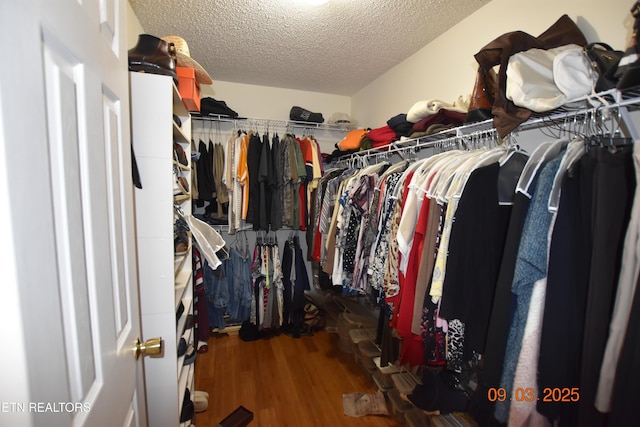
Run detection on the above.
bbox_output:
[134,337,163,360]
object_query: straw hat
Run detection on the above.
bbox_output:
[161,36,213,85]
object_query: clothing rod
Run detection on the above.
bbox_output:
[207,223,306,235]
[336,127,500,164]
[191,114,354,132]
[335,90,640,164]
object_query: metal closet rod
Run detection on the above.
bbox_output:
[332,127,499,168]
[337,89,640,164]
[191,114,353,131]
[210,224,306,235]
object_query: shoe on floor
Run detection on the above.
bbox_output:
[194,390,208,413]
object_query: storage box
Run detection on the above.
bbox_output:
[387,388,414,424]
[338,312,377,354]
[404,408,430,427]
[373,370,394,392]
[176,66,201,112]
[357,340,381,359]
[358,355,376,386]
[392,371,419,395]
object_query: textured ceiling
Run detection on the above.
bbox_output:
[129,0,491,96]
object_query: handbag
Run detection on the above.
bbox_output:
[616,1,640,91]
[474,14,587,137]
[585,42,625,92]
[506,44,594,112]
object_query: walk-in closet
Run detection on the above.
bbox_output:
[3,1,640,427]
[174,8,640,422]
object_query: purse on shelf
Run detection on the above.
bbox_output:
[616,1,640,91]
[585,42,625,92]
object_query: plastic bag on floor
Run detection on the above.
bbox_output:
[342,391,389,417]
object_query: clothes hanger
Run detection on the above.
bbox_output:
[498,131,524,166]
[208,116,214,145]
[230,227,242,251]
[215,120,222,144]
[585,106,633,152]
[424,151,468,200]
[548,137,587,212]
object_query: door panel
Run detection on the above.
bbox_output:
[103,94,130,336]
[100,0,117,46]
[0,0,144,426]
[42,38,98,404]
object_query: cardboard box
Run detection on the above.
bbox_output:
[176,66,200,112]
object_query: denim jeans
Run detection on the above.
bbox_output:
[228,247,252,323]
[204,258,230,329]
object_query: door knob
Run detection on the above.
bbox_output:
[134,337,163,360]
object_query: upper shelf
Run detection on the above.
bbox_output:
[329,89,640,164]
[192,114,356,132]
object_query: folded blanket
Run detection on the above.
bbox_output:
[412,109,466,132]
[407,97,469,123]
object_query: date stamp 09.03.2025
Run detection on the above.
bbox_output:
[487,387,580,403]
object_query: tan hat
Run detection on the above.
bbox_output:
[162,36,213,85]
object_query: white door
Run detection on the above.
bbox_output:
[0,1,147,426]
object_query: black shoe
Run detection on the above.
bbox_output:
[180,389,194,423]
[128,34,178,83]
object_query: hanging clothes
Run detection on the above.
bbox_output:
[319,168,355,275]
[258,132,274,230]
[293,137,307,230]
[367,170,405,295]
[463,135,636,427]
[195,139,215,202]
[270,133,283,230]
[212,142,228,218]
[494,149,566,424]
[333,163,389,291]
[246,131,262,227]
[282,234,311,337]
[595,140,640,417]
[192,246,210,345]
[281,134,305,229]
[227,232,253,324]
[250,235,285,330]
[223,131,242,233]
[204,254,230,330]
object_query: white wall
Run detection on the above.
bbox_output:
[197,82,352,152]
[126,1,145,49]
[352,0,636,128]
[200,81,350,124]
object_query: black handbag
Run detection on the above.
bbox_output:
[585,42,625,92]
[616,1,640,91]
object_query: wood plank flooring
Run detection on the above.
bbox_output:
[194,330,399,426]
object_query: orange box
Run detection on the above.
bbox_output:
[176,66,201,112]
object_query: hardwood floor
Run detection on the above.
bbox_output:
[193,329,399,426]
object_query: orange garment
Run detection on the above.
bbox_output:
[237,133,250,220]
[337,128,368,151]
